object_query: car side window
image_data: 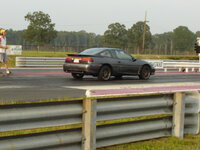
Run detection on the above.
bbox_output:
[115,50,132,60]
[99,50,112,58]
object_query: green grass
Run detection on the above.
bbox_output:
[98,134,200,150]
[133,54,199,60]
[21,51,73,57]
[0,97,83,106]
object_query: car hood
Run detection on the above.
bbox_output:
[136,59,154,68]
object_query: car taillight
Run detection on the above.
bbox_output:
[80,57,94,63]
[88,57,94,62]
[65,57,72,62]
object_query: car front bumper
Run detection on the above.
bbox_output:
[151,68,156,75]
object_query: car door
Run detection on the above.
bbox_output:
[98,50,120,73]
[114,50,138,74]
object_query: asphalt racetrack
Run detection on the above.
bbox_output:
[0,68,200,102]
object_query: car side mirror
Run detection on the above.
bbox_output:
[132,58,136,62]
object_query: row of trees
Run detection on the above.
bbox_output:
[6,29,103,52]
[5,11,199,54]
[103,22,152,54]
[103,22,199,55]
[53,31,103,50]
[152,27,198,55]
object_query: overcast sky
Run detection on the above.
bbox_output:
[1,0,199,35]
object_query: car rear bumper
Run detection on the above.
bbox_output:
[63,63,101,75]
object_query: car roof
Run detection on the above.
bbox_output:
[79,48,125,55]
[87,48,122,51]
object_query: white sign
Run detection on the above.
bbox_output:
[145,60,164,69]
[6,45,22,55]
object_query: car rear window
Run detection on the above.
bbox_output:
[80,48,103,55]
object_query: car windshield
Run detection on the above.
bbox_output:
[80,48,104,55]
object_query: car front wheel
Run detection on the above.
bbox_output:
[98,66,111,81]
[71,73,84,79]
[139,65,151,80]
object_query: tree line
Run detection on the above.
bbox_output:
[5,11,199,55]
[6,29,103,52]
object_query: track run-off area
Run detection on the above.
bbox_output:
[0,68,200,102]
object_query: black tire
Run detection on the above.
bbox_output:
[71,73,84,79]
[139,65,151,80]
[98,65,111,81]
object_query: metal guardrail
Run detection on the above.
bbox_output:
[94,94,173,148]
[163,61,200,72]
[0,129,82,150]
[96,118,172,148]
[184,91,200,134]
[16,57,200,72]
[0,101,82,132]
[16,57,64,67]
[0,90,199,150]
[96,94,173,121]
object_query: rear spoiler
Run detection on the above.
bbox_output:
[67,54,97,57]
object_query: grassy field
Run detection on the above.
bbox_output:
[21,51,71,57]
[16,50,199,59]
[6,50,199,68]
[98,134,200,150]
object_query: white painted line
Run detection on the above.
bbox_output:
[62,82,200,90]
[0,86,31,89]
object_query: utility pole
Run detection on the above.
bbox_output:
[142,11,149,54]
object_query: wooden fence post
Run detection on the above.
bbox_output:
[172,92,185,139]
[82,98,97,150]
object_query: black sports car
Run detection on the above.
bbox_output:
[63,48,155,81]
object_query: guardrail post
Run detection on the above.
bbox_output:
[172,92,185,139]
[192,68,195,72]
[82,98,97,150]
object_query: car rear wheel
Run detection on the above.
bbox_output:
[139,65,151,80]
[71,73,84,79]
[98,66,111,81]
